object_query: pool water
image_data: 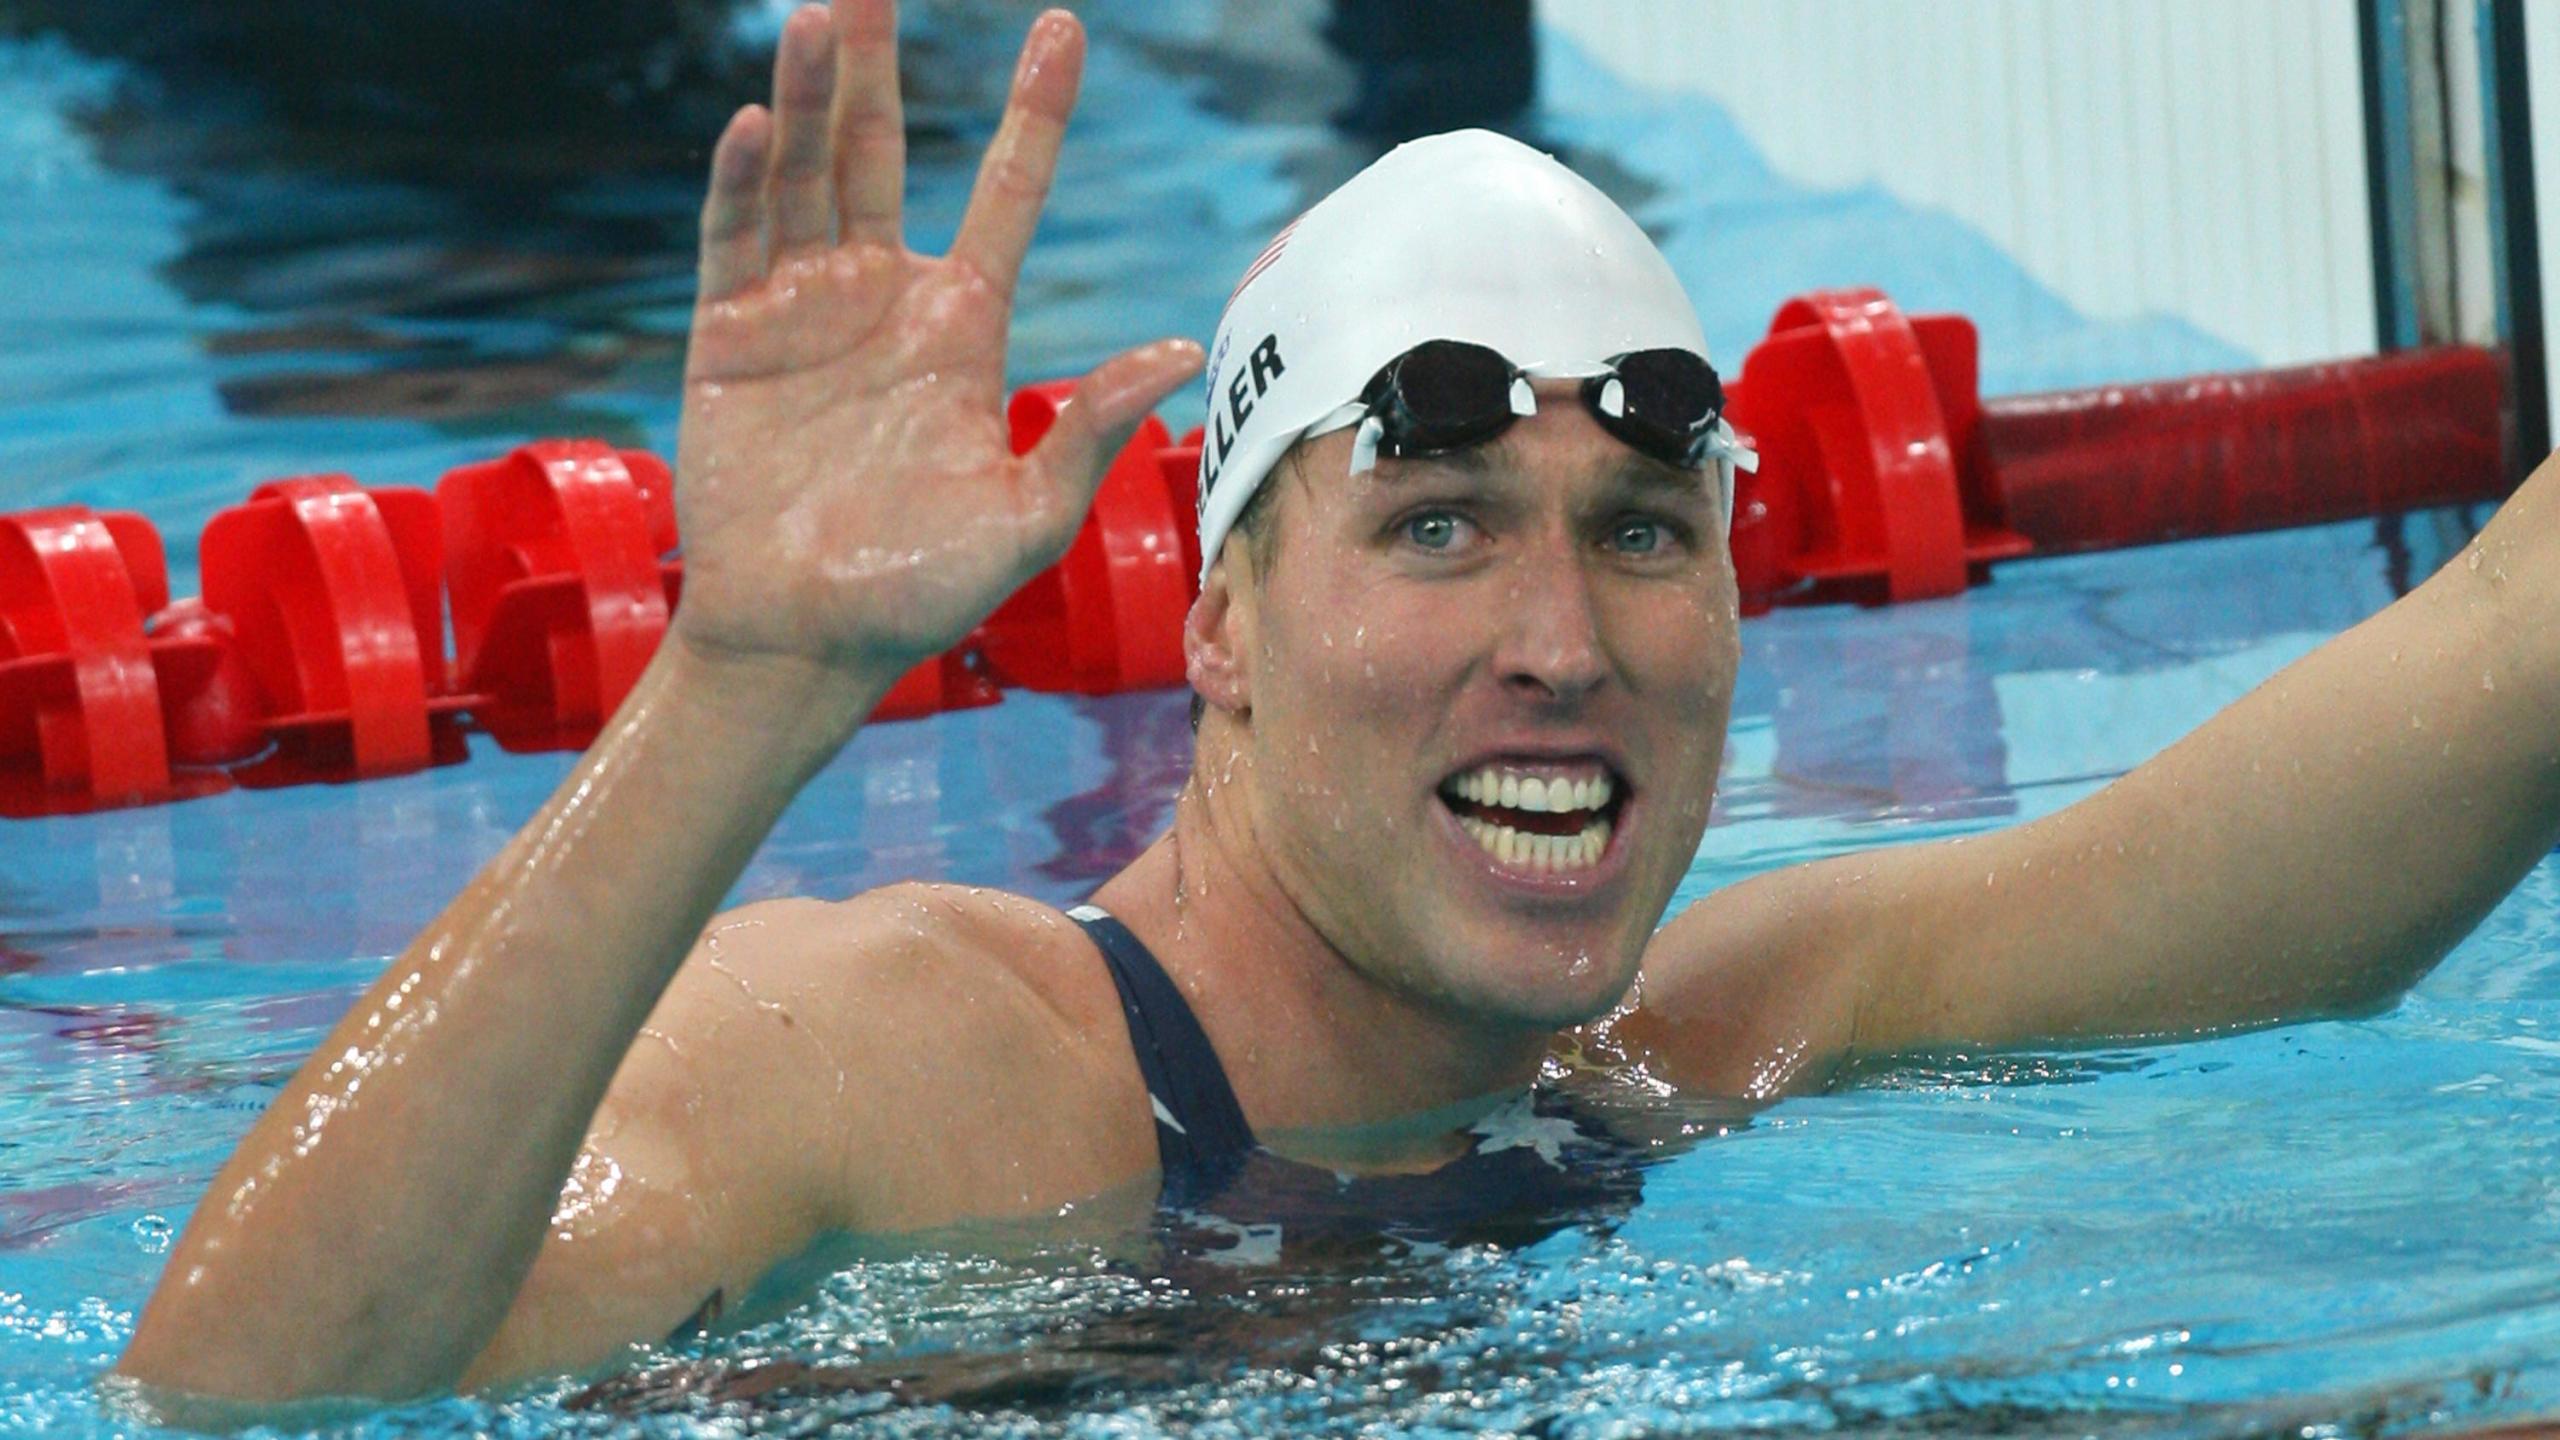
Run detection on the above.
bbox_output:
[4,4,2558,1435]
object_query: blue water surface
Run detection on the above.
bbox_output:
[1,5,2553,1436]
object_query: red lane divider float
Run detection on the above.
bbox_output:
[201,474,458,784]
[1976,343,2506,552]
[975,383,1192,696]
[440,440,675,752]
[1,507,197,813]
[0,387,1196,816]
[1725,288,2032,606]
[1723,286,2512,612]
[0,290,2519,816]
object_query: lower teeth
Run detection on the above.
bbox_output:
[1460,815,1610,872]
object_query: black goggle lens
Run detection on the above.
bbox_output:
[1595,348,1724,462]
[1369,340,1517,454]
[1358,341,1724,467]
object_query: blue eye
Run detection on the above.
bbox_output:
[1403,512,1463,550]
[1612,518,1666,554]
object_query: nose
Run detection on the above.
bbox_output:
[1493,532,1609,706]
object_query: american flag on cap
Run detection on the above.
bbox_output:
[1227,217,1301,305]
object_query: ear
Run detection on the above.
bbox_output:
[1185,549,1254,718]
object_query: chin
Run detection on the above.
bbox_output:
[1422,923,1646,1031]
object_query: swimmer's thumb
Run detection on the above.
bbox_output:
[1024,338,1205,533]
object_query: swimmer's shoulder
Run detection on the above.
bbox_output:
[696,883,1152,1227]
[797,881,1131,1040]
[1595,866,1878,1099]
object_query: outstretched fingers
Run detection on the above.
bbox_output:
[765,5,841,260]
[830,0,906,248]
[699,105,775,304]
[949,10,1084,297]
[1022,340,1206,522]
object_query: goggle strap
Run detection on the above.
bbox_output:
[1704,419,1758,473]
[1348,414,1385,476]
[1594,375,1626,420]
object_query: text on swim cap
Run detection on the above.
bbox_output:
[1201,333,1285,497]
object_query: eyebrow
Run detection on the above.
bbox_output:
[1600,454,1717,501]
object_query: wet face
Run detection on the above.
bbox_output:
[1207,385,1740,1029]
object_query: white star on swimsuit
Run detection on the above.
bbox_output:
[1468,1094,1581,1169]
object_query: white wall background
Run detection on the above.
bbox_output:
[1539,0,2380,369]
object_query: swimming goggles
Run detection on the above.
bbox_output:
[1306,340,1757,521]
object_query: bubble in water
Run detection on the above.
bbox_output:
[130,1214,171,1254]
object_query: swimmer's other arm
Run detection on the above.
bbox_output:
[1635,450,2560,1088]
[114,646,875,1406]
[116,3,1199,1407]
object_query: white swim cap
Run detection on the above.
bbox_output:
[1194,129,1739,584]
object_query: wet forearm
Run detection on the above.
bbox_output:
[1918,455,2560,1046]
[118,639,886,1404]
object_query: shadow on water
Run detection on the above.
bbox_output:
[0,0,1550,440]
[563,1238,2552,1440]
[567,1256,1525,1421]
[569,1076,1719,1425]
[1035,693,1194,886]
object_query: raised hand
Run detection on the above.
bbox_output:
[669,2,1202,685]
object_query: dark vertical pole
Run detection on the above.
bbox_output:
[2480,0,2549,468]
[2361,0,2424,350]
[1324,0,1535,139]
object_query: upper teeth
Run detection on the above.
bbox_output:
[1448,765,1614,814]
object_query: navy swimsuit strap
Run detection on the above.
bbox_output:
[1069,904,1256,1206]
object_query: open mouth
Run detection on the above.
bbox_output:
[1434,761,1630,874]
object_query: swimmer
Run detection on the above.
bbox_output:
[117,3,2560,1406]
